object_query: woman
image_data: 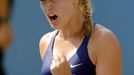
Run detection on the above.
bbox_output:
[39,0,122,75]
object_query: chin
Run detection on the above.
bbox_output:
[50,24,58,30]
[49,22,64,30]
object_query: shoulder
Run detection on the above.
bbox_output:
[91,24,121,51]
[88,24,121,65]
[92,24,122,75]
[39,30,56,46]
[39,30,57,60]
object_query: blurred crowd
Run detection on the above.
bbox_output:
[0,0,13,74]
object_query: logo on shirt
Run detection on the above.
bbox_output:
[70,63,83,68]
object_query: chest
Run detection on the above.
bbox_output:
[52,38,83,61]
[41,35,96,75]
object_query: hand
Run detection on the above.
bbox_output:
[50,54,72,75]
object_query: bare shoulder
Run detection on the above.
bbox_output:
[88,24,122,75]
[91,24,121,51]
[88,24,121,64]
[39,30,57,60]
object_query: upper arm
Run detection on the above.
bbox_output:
[95,29,122,75]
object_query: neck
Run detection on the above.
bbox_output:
[57,13,85,40]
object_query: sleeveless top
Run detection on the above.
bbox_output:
[41,25,96,75]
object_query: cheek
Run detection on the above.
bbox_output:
[40,1,48,13]
[40,4,46,13]
[40,4,48,19]
[54,0,74,11]
[55,1,74,18]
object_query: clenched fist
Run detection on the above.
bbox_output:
[50,54,72,75]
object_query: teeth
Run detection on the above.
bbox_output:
[48,14,55,17]
[47,13,58,21]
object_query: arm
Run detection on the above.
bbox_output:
[95,29,122,75]
[88,24,122,75]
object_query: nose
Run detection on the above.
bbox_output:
[46,1,54,11]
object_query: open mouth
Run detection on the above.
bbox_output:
[48,15,58,21]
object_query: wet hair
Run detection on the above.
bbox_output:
[79,0,93,37]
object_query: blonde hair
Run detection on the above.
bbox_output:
[79,0,93,37]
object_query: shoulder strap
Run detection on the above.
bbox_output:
[42,30,58,61]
